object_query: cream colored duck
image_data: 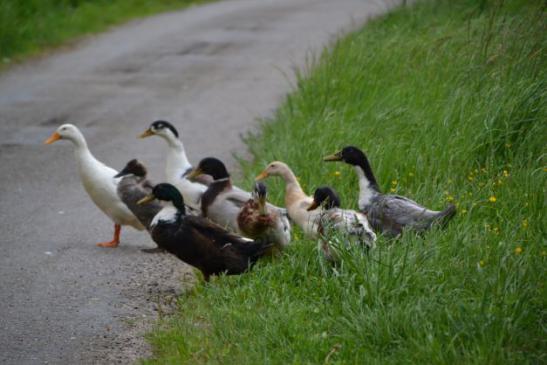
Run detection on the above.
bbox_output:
[44,124,145,247]
[138,120,208,212]
[255,161,321,238]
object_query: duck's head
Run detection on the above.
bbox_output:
[307,186,341,211]
[187,157,229,181]
[255,161,289,180]
[323,146,366,166]
[137,183,185,211]
[114,159,147,178]
[44,124,84,145]
[138,120,179,140]
[253,182,268,206]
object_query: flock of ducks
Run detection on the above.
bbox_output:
[44,121,456,280]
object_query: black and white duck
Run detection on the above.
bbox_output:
[323,146,456,237]
[138,120,209,212]
[137,183,272,281]
[187,157,291,246]
[44,124,144,247]
[307,186,376,250]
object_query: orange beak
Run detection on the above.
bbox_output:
[138,129,154,139]
[44,131,62,145]
[255,171,269,181]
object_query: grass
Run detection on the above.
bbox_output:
[0,0,212,65]
[145,0,546,363]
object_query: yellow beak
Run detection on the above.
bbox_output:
[44,131,62,145]
[138,129,154,139]
[255,171,269,181]
[323,151,343,162]
[186,168,203,180]
[137,194,155,205]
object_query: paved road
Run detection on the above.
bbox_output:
[0,0,395,363]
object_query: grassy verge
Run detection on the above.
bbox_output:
[0,0,212,66]
[145,0,546,363]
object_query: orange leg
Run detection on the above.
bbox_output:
[97,224,121,248]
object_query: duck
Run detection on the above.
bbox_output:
[187,157,291,245]
[138,120,209,212]
[307,186,377,251]
[44,124,145,247]
[137,183,273,281]
[323,146,456,237]
[237,182,291,252]
[114,159,163,231]
[255,161,321,238]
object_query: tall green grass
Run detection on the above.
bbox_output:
[145,0,546,363]
[0,0,211,64]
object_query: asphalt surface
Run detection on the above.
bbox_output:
[0,0,395,363]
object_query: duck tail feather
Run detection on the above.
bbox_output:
[436,204,457,227]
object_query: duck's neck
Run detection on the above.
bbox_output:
[280,168,307,208]
[170,194,186,217]
[164,137,191,183]
[69,135,97,172]
[354,163,380,210]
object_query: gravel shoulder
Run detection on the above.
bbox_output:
[0,0,395,363]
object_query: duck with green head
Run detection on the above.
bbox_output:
[138,183,272,281]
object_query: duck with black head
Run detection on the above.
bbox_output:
[137,183,273,281]
[324,146,456,237]
[138,120,210,212]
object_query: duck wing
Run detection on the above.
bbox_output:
[183,216,272,273]
[117,176,162,231]
[372,194,441,231]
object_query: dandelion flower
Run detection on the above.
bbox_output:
[333,171,341,177]
[514,246,523,255]
[479,260,485,267]
[391,179,398,186]
[503,170,509,177]
[489,196,497,203]
[390,188,396,193]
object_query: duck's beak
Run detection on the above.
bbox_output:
[255,171,268,181]
[186,167,203,180]
[44,132,62,145]
[114,169,128,179]
[307,200,319,211]
[138,129,154,138]
[323,151,343,162]
[137,194,155,205]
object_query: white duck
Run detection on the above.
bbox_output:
[44,124,144,247]
[255,161,321,238]
[138,120,208,212]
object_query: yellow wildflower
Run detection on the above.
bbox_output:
[489,196,497,203]
[522,219,528,229]
[514,246,523,255]
[391,179,398,186]
[333,171,341,177]
[390,188,396,193]
[460,209,467,214]
[541,250,546,257]
[503,170,509,177]
[446,195,455,203]
[479,260,486,267]
[467,175,474,182]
